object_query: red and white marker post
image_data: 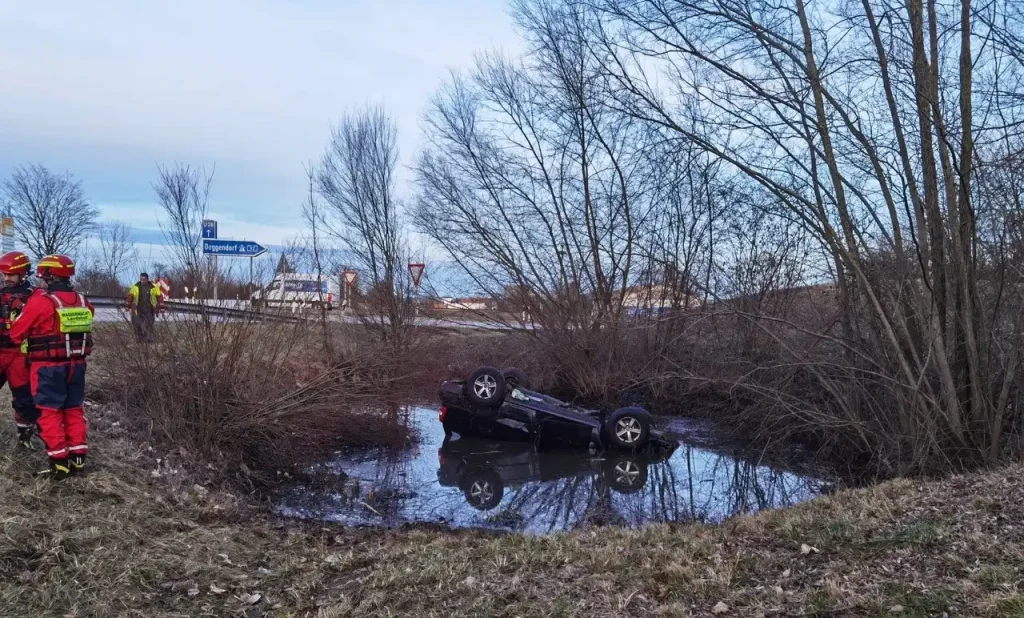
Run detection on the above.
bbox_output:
[342,270,358,311]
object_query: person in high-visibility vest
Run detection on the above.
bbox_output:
[9,255,94,479]
[126,272,162,342]
[0,251,38,448]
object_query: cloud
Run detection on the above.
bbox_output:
[0,0,521,243]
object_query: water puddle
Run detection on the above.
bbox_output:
[276,406,828,534]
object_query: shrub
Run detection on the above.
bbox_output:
[91,309,414,473]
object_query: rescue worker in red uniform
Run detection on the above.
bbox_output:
[0,251,38,448]
[10,255,94,479]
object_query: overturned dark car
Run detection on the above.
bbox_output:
[438,366,677,452]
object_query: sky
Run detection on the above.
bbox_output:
[0,0,523,273]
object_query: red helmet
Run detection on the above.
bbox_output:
[0,251,31,276]
[36,254,75,279]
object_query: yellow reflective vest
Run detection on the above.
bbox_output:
[128,282,162,314]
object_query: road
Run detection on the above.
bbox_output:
[92,304,526,331]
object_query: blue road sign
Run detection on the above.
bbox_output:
[202,220,218,239]
[202,239,267,257]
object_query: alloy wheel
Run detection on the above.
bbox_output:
[473,375,498,399]
[613,460,642,486]
[469,480,494,505]
[615,417,642,444]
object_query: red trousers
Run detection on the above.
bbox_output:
[0,348,37,427]
[30,360,87,461]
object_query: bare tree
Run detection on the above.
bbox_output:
[153,163,214,293]
[299,165,343,356]
[414,1,728,397]
[97,221,138,282]
[1,163,99,257]
[316,106,414,347]
[718,208,810,356]
[578,0,1024,471]
[301,164,336,303]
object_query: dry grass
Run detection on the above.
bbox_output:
[88,317,417,473]
[3,399,1024,617]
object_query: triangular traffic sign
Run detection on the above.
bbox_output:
[343,270,358,287]
[408,263,425,288]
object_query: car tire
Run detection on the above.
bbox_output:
[464,366,506,409]
[604,407,652,450]
[603,455,649,494]
[502,368,530,390]
[460,468,504,510]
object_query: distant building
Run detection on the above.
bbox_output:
[621,284,702,313]
[432,297,497,311]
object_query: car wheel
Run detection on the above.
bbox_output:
[464,366,506,409]
[604,407,652,450]
[460,468,504,510]
[502,368,530,391]
[603,455,649,494]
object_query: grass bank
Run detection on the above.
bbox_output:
[2,403,1023,617]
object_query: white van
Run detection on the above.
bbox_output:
[251,273,338,310]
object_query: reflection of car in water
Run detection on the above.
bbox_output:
[437,436,679,510]
[439,366,676,452]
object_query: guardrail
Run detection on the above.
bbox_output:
[89,296,303,323]
[87,297,518,331]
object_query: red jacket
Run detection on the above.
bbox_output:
[10,288,95,356]
[0,282,34,347]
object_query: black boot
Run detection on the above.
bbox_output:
[15,426,33,450]
[69,454,86,475]
[40,458,71,481]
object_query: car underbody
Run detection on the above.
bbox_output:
[437,367,677,453]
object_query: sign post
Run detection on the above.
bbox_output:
[202,239,267,302]
[202,220,218,240]
[202,240,268,258]
[342,269,358,311]
[408,263,425,319]
[408,263,425,289]
[202,220,218,299]
[1,217,14,253]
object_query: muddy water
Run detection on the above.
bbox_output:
[276,407,827,534]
